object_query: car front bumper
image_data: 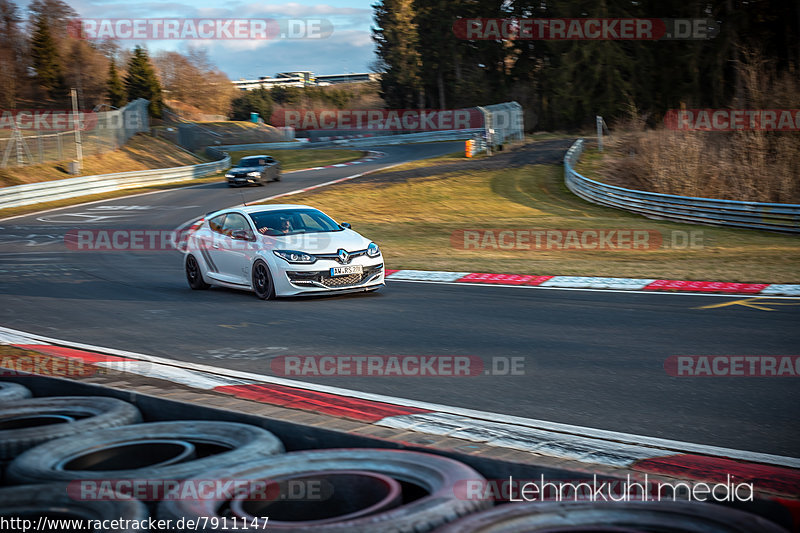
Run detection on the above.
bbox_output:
[227,175,261,185]
[271,256,385,296]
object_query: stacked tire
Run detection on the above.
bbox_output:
[0,383,791,532]
[0,385,492,532]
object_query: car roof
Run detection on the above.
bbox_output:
[208,204,317,217]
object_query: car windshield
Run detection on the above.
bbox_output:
[236,156,267,167]
[249,209,343,236]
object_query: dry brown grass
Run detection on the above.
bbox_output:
[599,50,800,203]
[0,134,203,187]
[599,129,800,203]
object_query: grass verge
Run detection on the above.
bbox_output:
[258,162,800,283]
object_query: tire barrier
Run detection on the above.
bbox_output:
[158,448,492,532]
[7,420,285,485]
[0,483,149,532]
[0,384,792,532]
[431,501,789,533]
[0,396,141,460]
[0,382,31,403]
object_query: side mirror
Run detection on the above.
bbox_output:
[231,229,254,241]
[340,222,351,229]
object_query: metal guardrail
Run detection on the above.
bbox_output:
[0,154,230,210]
[564,139,800,233]
[215,129,484,154]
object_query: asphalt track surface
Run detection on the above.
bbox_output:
[1,141,798,458]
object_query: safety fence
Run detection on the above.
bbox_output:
[0,100,150,168]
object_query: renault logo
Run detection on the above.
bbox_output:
[337,249,350,264]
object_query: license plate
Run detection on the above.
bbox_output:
[330,265,362,277]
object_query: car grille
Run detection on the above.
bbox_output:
[287,264,383,289]
[322,273,363,287]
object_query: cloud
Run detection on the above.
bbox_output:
[202,29,375,79]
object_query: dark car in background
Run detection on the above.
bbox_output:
[225,155,281,186]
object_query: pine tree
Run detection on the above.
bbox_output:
[372,0,423,108]
[124,46,163,117]
[30,10,66,101]
[106,59,126,108]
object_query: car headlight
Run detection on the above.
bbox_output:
[247,171,261,177]
[273,250,316,264]
[366,242,381,257]
[224,173,233,178]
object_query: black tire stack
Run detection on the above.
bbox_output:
[0,382,792,532]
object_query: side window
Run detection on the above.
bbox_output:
[208,214,226,234]
[222,213,251,236]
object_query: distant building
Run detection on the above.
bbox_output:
[234,71,378,91]
[316,73,379,85]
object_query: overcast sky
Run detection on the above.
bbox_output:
[19,0,376,80]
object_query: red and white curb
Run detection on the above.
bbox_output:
[1,324,798,503]
[289,151,385,173]
[384,270,800,296]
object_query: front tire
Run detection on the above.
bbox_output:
[186,255,210,290]
[252,259,275,300]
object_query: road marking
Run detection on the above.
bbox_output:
[696,298,800,311]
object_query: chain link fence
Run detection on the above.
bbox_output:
[0,99,149,168]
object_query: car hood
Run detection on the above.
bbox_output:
[258,229,372,254]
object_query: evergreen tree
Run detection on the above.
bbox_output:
[372,0,424,108]
[230,88,274,122]
[106,59,126,108]
[30,10,66,101]
[124,46,163,117]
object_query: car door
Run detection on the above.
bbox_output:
[195,214,226,276]
[212,213,256,285]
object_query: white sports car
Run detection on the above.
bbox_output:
[183,205,384,299]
